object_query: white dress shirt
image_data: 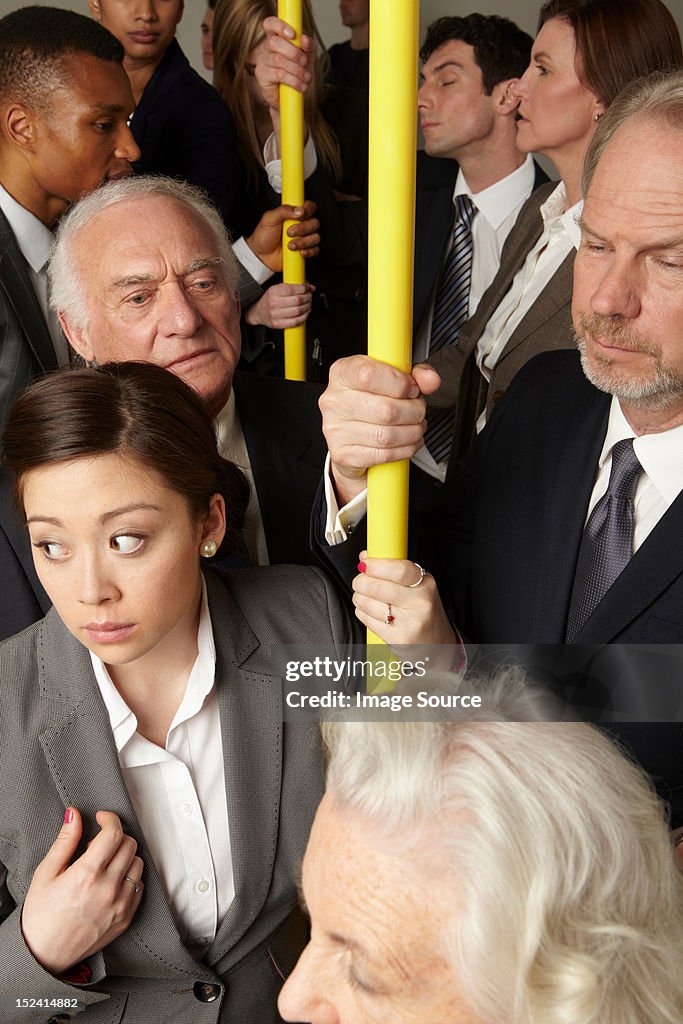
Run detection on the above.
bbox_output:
[214,391,269,564]
[90,580,235,954]
[0,183,69,365]
[587,398,683,550]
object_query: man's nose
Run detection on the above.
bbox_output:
[158,282,204,338]
[115,124,141,164]
[134,1,158,22]
[589,258,642,321]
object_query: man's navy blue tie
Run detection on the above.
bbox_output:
[565,438,642,641]
[424,194,475,465]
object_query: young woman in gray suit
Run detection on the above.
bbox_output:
[0,362,355,1023]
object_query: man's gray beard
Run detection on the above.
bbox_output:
[575,334,683,413]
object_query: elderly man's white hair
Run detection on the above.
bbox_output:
[48,175,240,331]
[322,671,683,1024]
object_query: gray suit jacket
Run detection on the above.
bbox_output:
[426,181,576,469]
[0,208,57,427]
[0,567,356,1023]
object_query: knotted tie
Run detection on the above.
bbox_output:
[424,194,475,464]
[565,438,642,641]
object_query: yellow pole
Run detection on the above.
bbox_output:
[366,0,419,647]
[278,0,307,381]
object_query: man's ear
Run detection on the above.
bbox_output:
[4,103,38,152]
[87,0,102,22]
[492,78,521,117]
[58,311,96,365]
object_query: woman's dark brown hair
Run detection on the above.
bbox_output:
[538,0,682,107]
[1,362,249,556]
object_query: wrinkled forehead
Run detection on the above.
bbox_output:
[586,117,683,224]
[74,196,223,282]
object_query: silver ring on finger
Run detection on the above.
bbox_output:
[408,563,428,588]
[122,874,140,894]
[385,604,395,625]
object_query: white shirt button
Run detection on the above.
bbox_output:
[197,879,211,894]
[180,803,193,816]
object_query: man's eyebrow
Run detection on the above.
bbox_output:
[110,273,156,289]
[110,258,225,290]
[578,217,606,239]
[420,59,463,80]
[92,102,129,114]
[579,217,683,251]
[183,257,224,275]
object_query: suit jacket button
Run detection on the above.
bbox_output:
[193,981,222,1002]
[491,389,505,404]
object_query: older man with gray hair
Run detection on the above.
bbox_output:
[279,681,683,1023]
[0,175,326,639]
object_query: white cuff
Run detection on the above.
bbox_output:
[232,236,273,286]
[264,132,318,193]
[323,453,368,545]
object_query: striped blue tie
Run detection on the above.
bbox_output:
[424,194,475,464]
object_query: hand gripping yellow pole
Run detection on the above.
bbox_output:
[278,0,307,381]
[366,0,419,647]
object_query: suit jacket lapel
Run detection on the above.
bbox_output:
[413,166,458,335]
[575,491,683,643]
[36,611,212,979]
[0,210,58,373]
[500,250,575,355]
[202,571,284,963]
[539,389,610,640]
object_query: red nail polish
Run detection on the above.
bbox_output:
[64,808,74,824]
[357,561,367,573]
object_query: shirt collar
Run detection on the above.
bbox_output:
[90,576,217,756]
[455,154,536,231]
[539,180,583,250]
[214,389,236,456]
[599,396,683,508]
[0,182,54,273]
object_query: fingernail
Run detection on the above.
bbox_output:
[64,808,74,824]
[357,561,367,573]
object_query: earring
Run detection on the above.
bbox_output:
[200,539,217,558]
[594,112,603,122]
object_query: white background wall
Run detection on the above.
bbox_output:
[0,2,680,82]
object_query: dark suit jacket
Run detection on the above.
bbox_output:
[0,373,327,641]
[131,40,247,238]
[0,208,57,427]
[312,351,683,821]
[434,350,683,646]
[0,567,355,1022]
[426,180,576,469]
